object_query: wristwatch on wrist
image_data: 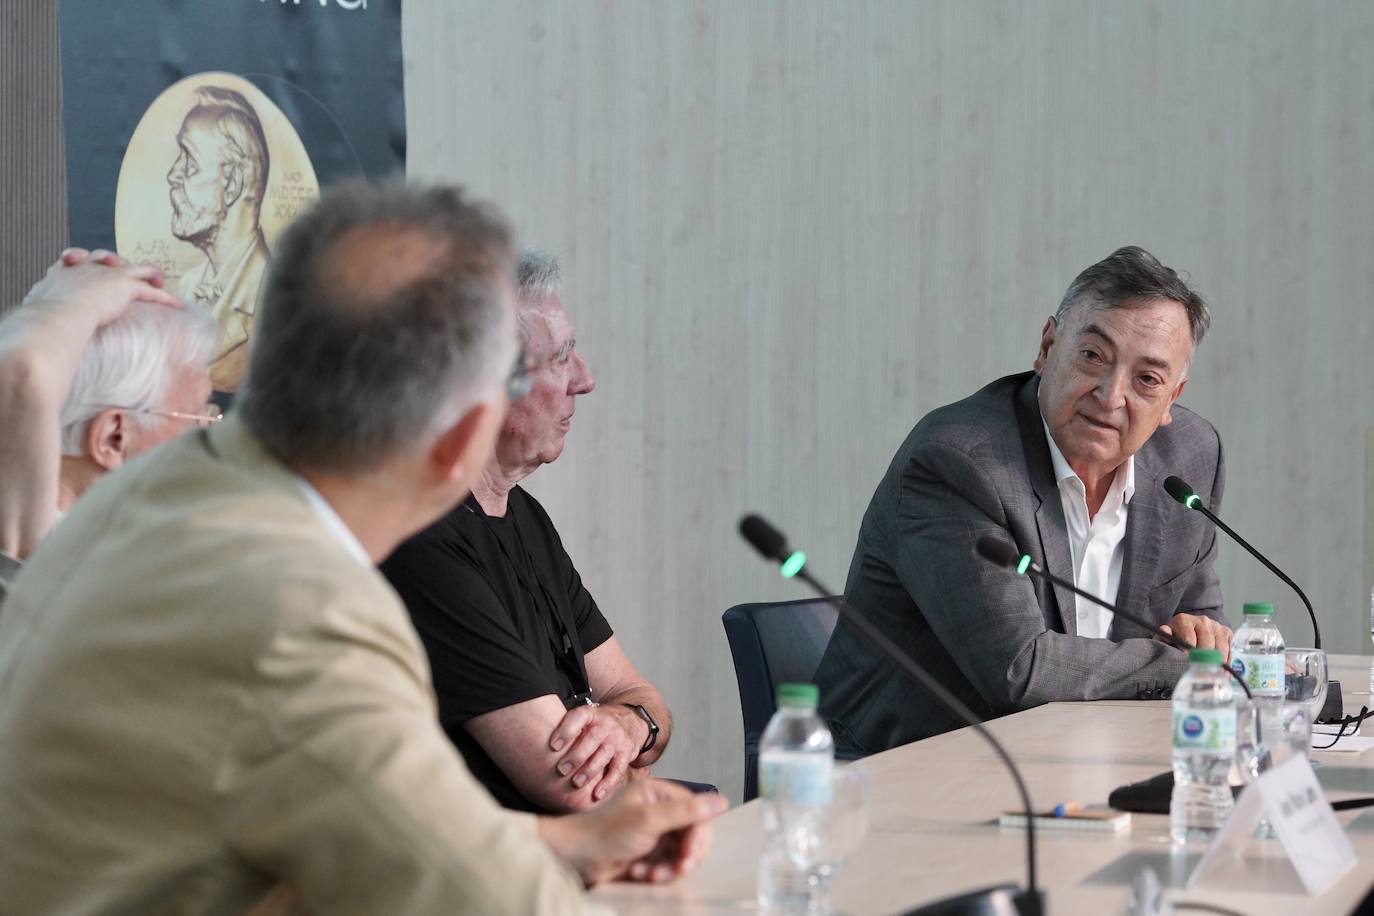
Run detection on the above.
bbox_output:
[624,703,659,755]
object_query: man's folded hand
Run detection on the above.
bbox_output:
[537,778,727,886]
[1159,614,1234,663]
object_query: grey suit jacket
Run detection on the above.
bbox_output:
[815,371,1227,754]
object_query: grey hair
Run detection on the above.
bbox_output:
[59,302,218,456]
[1055,246,1211,348]
[514,250,561,343]
[188,86,270,209]
[516,250,561,301]
[237,180,517,474]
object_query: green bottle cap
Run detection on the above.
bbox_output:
[1242,602,1275,616]
[1188,648,1224,665]
[776,682,819,708]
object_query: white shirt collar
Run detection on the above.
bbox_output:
[1041,419,1136,509]
[293,476,371,567]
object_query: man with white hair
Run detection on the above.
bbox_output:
[0,249,201,600]
[383,251,675,816]
[56,298,219,512]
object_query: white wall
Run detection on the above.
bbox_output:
[404,0,1374,801]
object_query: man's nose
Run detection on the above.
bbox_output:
[1095,369,1128,409]
[570,352,595,395]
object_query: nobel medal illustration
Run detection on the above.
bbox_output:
[116,72,319,392]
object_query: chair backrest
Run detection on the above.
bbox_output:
[721,597,839,801]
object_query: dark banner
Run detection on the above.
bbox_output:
[60,0,405,392]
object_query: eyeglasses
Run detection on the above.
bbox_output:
[147,405,224,427]
[96,403,224,428]
[1312,705,1373,750]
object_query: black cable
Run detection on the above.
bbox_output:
[1311,706,1372,750]
[1332,797,1374,811]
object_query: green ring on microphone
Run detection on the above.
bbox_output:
[1016,554,1032,576]
[780,551,807,579]
[1184,494,1201,510]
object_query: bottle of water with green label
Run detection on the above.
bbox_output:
[758,682,833,913]
[1229,602,1286,695]
[1230,601,1285,759]
[1171,648,1237,844]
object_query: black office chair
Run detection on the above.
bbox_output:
[722,597,849,801]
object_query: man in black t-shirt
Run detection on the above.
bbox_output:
[382,252,672,813]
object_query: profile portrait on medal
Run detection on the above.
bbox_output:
[116,72,319,393]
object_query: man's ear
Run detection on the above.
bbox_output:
[84,408,133,471]
[431,399,502,486]
[222,163,244,209]
[1157,377,1188,427]
[1032,316,1057,374]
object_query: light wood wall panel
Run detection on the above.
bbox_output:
[405,1,1374,801]
[0,0,66,310]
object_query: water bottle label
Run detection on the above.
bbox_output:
[759,755,833,805]
[1230,653,1284,694]
[1173,708,1237,752]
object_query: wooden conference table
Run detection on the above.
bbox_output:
[593,654,1374,915]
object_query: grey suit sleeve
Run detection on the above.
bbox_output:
[893,441,1188,712]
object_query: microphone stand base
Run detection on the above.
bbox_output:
[1320,680,1344,723]
[898,885,1043,916]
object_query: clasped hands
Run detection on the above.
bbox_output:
[548,702,651,804]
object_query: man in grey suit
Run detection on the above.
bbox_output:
[815,246,1234,754]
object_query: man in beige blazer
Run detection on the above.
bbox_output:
[0,181,722,915]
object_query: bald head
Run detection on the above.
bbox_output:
[321,223,453,309]
[238,181,517,473]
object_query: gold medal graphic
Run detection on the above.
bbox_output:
[116,72,319,392]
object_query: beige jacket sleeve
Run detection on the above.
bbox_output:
[217,572,589,916]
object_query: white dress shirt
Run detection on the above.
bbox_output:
[1041,420,1135,639]
[294,476,371,568]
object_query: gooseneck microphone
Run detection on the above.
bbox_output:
[973,534,1254,704]
[1163,475,1321,650]
[739,514,1044,916]
[1163,475,1341,721]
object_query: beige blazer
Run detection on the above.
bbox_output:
[0,417,588,915]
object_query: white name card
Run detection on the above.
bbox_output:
[1189,755,1357,896]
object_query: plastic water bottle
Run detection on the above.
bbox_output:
[1230,601,1286,744]
[1171,648,1237,844]
[1230,602,1286,694]
[757,683,833,913]
[1368,583,1374,650]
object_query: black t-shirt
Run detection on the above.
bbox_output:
[380,487,613,812]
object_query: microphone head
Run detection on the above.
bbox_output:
[975,534,1023,569]
[739,514,809,578]
[1164,476,1200,509]
[739,514,790,562]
